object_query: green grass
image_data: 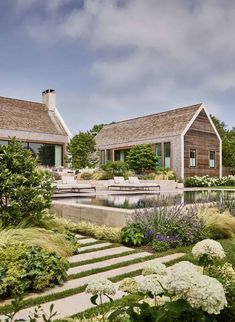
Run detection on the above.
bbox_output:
[68,254,158,280]
[70,250,138,267]
[77,244,119,254]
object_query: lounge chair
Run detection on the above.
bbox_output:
[128,176,160,190]
[55,176,96,193]
[108,176,160,191]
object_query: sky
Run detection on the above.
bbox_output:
[1,0,235,134]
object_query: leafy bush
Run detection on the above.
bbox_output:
[126,144,158,174]
[0,227,78,257]
[80,172,93,180]
[74,221,121,243]
[101,161,129,177]
[121,223,145,246]
[0,139,54,228]
[185,175,235,187]
[198,207,235,239]
[129,204,206,248]
[0,244,69,298]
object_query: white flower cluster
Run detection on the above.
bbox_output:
[142,263,167,276]
[138,274,166,296]
[192,239,225,261]
[85,278,116,296]
[119,277,139,294]
[186,175,235,187]
[166,261,227,314]
[187,274,227,315]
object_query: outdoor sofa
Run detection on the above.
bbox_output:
[108,176,160,191]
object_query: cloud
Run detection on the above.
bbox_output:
[5,0,235,131]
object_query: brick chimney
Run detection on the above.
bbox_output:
[42,89,56,111]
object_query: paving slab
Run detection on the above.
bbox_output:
[69,246,133,263]
[75,234,86,238]
[78,238,98,245]
[26,253,185,300]
[68,252,151,275]
[78,242,112,252]
[5,254,184,321]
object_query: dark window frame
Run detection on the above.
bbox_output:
[189,149,197,168]
[209,151,216,169]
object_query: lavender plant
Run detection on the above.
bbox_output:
[129,203,206,248]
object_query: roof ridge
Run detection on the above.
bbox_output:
[0,95,44,106]
[104,103,202,127]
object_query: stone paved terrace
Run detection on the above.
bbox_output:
[0,235,185,321]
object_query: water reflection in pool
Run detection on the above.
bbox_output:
[56,189,235,209]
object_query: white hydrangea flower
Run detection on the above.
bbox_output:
[119,277,139,294]
[166,261,205,299]
[142,263,167,276]
[138,274,165,296]
[186,274,227,314]
[85,278,116,296]
[192,239,225,261]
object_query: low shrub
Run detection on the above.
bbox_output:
[185,175,235,187]
[198,207,235,239]
[129,204,207,248]
[80,172,93,180]
[155,167,176,180]
[75,221,121,243]
[0,244,69,298]
[101,161,129,177]
[121,223,145,246]
[0,227,78,257]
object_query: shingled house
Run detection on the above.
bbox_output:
[95,104,222,179]
[0,89,71,167]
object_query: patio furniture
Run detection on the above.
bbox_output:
[54,176,96,193]
[108,176,160,191]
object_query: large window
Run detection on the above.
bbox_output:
[156,143,162,166]
[210,151,216,168]
[100,150,105,165]
[190,149,197,167]
[114,149,129,162]
[164,142,171,168]
[28,143,63,167]
[0,140,63,166]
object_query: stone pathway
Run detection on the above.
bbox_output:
[0,235,185,321]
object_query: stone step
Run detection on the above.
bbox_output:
[6,254,184,321]
[78,242,112,252]
[78,238,98,245]
[69,246,133,263]
[68,251,151,276]
[26,253,185,300]
[75,234,86,238]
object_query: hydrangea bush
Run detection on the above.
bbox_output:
[185,175,235,187]
[83,240,233,321]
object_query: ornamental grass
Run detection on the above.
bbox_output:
[198,207,235,239]
[0,227,76,257]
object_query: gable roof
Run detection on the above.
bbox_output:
[0,96,67,136]
[96,104,203,148]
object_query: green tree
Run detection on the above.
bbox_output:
[67,132,96,169]
[68,123,104,169]
[0,139,53,227]
[211,115,235,169]
[126,144,158,174]
[90,124,104,137]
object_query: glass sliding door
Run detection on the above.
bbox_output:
[164,142,171,168]
[156,143,162,166]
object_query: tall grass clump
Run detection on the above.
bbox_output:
[198,207,235,239]
[0,227,77,257]
[75,221,121,243]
